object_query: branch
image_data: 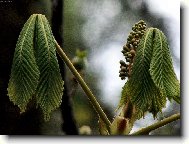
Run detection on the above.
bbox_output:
[130,113,180,135]
[55,41,111,133]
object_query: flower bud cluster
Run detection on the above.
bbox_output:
[119,60,128,80]
[119,20,147,80]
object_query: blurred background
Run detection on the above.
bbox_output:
[0,0,180,135]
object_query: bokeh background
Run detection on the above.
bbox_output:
[0,0,180,135]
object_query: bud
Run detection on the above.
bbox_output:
[123,45,129,51]
[120,60,126,66]
[141,30,145,34]
[110,116,132,135]
[124,53,128,57]
[121,49,126,54]
[121,67,127,72]
[131,38,136,43]
[127,54,132,58]
[137,31,142,36]
[139,20,145,24]
[136,39,140,43]
[126,58,131,62]
[129,44,134,49]
[130,49,136,56]
[121,76,126,80]
[119,72,127,77]
[133,41,138,46]
[132,26,136,31]
[135,33,139,38]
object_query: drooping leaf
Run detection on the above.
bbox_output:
[126,28,166,117]
[34,14,64,120]
[150,28,180,103]
[118,82,145,120]
[7,14,40,112]
[117,82,129,109]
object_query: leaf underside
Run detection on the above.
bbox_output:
[35,15,64,120]
[150,28,180,103]
[7,14,40,112]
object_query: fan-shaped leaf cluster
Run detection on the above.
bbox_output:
[119,27,180,118]
[7,14,64,121]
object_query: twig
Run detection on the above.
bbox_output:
[130,113,180,135]
[55,41,111,133]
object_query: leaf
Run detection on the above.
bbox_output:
[34,14,64,120]
[118,83,144,120]
[150,28,180,103]
[7,14,39,112]
[126,28,166,117]
[117,82,129,109]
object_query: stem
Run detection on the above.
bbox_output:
[55,41,111,132]
[51,0,78,135]
[131,113,180,135]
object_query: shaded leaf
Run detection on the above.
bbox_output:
[35,14,64,120]
[150,28,180,103]
[7,14,39,112]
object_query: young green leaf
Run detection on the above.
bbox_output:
[118,83,148,120]
[117,82,129,109]
[34,14,64,121]
[7,14,39,112]
[150,28,180,103]
[126,28,166,117]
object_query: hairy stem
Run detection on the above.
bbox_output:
[131,113,180,135]
[55,41,111,132]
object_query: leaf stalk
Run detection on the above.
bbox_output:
[55,40,111,132]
